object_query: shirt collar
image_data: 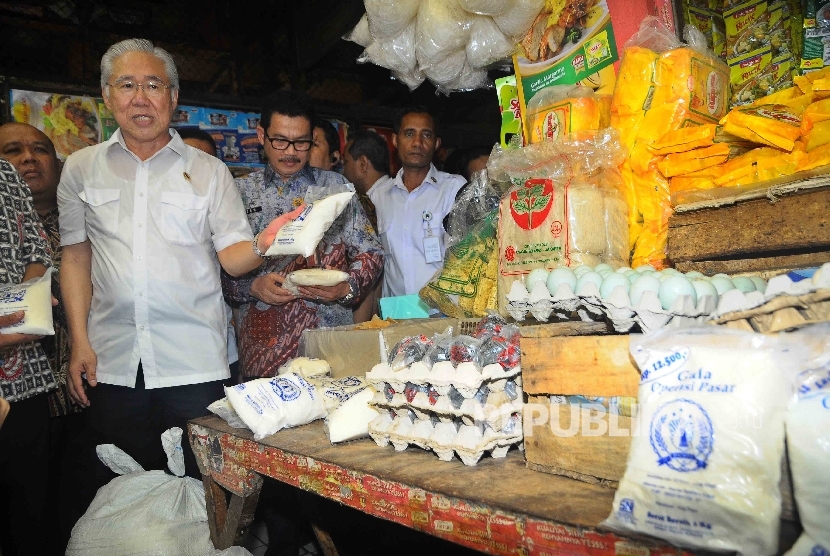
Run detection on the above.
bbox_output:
[107,128,186,161]
[393,164,439,192]
[264,162,314,187]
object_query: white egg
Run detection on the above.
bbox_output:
[710,276,736,295]
[616,266,632,274]
[658,275,697,311]
[627,273,641,284]
[546,267,577,294]
[685,271,705,280]
[640,269,656,277]
[573,265,592,278]
[635,264,656,273]
[749,276,767,293]
[525,268,549,290]
[629,275,662,306]
[712,273,730,279]
[691,279,719,305]
[600,273,631,300]
[732,276,757,293]
[594,263,613,274]
[661,268,680,275]
[575,271,604,295]
[597,268,614,278]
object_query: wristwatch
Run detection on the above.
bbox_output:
[338,276,358,305]
[252,231,264,257]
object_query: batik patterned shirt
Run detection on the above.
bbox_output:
[223,164,383,379]
[0,158,55,402]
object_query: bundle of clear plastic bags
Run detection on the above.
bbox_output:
[358,21,418,75]
[364,0,421,40]
[492,0,544,40]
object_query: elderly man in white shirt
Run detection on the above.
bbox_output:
[368,106,465,299]
[58,38,299,480]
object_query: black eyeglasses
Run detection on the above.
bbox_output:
[263,133,313,151]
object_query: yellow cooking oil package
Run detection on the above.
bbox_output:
[720,103,801,150]
[649,123,717,155]
[656,143,731,177]
[526,85,611,144]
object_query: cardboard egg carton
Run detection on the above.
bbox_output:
[367,409,523,466]
[505,262,830,333]
[366,361,521,397]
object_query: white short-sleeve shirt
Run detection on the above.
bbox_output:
[58,129,253,388]
[368,164,465,297]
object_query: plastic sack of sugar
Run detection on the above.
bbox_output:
[603,326,803,556]
[784,324,830,556]
[325,387,380,443]
[310,375,370,412]
[224,373,326,440]
[264,191,355,257]
[0,267,53,336]
[206,398,248,429]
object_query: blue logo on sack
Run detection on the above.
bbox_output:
[617,498,635,524]
[0,290,25,304]
[810,545,830,556]
[650,399,714,472]
[271,377,300,401]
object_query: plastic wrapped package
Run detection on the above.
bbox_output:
[474,326,520,369]
[448,335,482,367]
[388,334,433,371]
[526,85,611,144]
[656,143,731,177]
[344,14,372,47]
[421,49,467,88]
[365,0,422,40]
[611,46,660,152]
[604,191,629,264]
[649,124,717,155]
[443,166,501,250]
[440,61,491,93]
[392,68,426,90]
[603,327,805,556]
[720,104,801,151]
[358,21,417,74]
[415,0,472,68]
[472,312,509,338]
[458,0,513,16]
[567,183,606,254]
[492,0,544,40]
[465,15,514,69]
[424,328,454,369]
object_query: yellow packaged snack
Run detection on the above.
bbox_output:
[749,85,802,106]
[677,163,726,180]
[793,66,830,94]
[619,162,644,251]
[611,46,659,117]
[529,95,611,144]
[670,175,718,194]
[777,93,816,116]
[801,98,830,134]
[650,124,717,155]
[797,142,830,172]
[656,143,731,177]
[720,104,801,150]
[719,146,782,174]
[805,120,830,152]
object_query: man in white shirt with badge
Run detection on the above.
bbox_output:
[369,106,465,298]
[57,38,299,484]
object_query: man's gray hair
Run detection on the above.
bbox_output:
[100,38,179,95]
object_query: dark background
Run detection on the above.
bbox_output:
[0,0,508,148]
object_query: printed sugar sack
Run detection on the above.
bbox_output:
[265,191,354,257]
[67,428,251,556]
[0,267,53,335]
[225,373,327,440]
[784,324,830,556]
[603,327,801,556]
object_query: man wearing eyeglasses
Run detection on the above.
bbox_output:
[223,91,383,381]
[56,39,301,491]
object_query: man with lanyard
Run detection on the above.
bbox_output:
[369,106,465,299]
[57,38,300,484]
[223,90,382,380]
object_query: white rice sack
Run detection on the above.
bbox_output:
[207,398,248,429]
[415,0,472,68]
[466,15,515,69]
[225,373,326,440]
[359,21,418,74]
[344,14,372,47]
[422,49,467,88]
[277,356,331,379]
[265,191,354,257]
[458,0,514,16]
[325,387,380,443]
[492,0,544,40]
[0,267,54,336]
[567,185,606,255]
[282,269,349,296]
[603,327,796,556]
[785,339,830,555]
[365,0,422,40]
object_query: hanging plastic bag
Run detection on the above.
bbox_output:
[343,14,372,47]
[465,15,514,69]
[415,0,472,68]
[458,0,513,16]
[492,0,544,40]
[359,21,418,74]
[364,0,422,41]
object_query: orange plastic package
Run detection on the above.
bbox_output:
[528,90,611,144]
[798,142,830,172]
[801,98,830,135]
[656,143,730,177]
[713,147,784,186]
[720,105,802,151]
[649,124,717,155]
[630,167,671,269]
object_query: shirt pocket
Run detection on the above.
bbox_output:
[159,192,208,245]
[80,188,120,236]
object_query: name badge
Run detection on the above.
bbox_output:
[423,236,442,264]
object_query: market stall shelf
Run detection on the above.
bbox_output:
[189,415,692,556]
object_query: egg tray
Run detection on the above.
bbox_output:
[367,410,523,467]
[369,383,523,430]
[505,262,830,334]
[366,361,521,398]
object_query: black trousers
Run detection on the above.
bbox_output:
[0,393,50,556]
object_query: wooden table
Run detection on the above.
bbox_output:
[188,414,693,555]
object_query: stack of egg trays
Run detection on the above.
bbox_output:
[366,362,523,466]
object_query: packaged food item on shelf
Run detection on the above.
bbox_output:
[525,85,611,144]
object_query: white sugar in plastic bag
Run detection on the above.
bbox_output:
[225,373,327,440]
[603,327,799,556]
[207,397,248,429]
[0,267,53,336]
[466,15,514,69]
[415,0,472,67]
[344,14,372,47]
[365,0,422,40]
[492,0,544,40]
[784,324,830,556]
[458,0,513,16]
[311,375,370,412]
[359,21,418,74]
[325,387,380,443]
[265,191,354,257]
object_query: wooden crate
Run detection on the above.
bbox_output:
[668,183,830,274]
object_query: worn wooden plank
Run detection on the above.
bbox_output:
[521,335,640,397]
[202,472,263,549]
[674,251,830,275]
[667,188,830,262]
[518,321,611,338]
